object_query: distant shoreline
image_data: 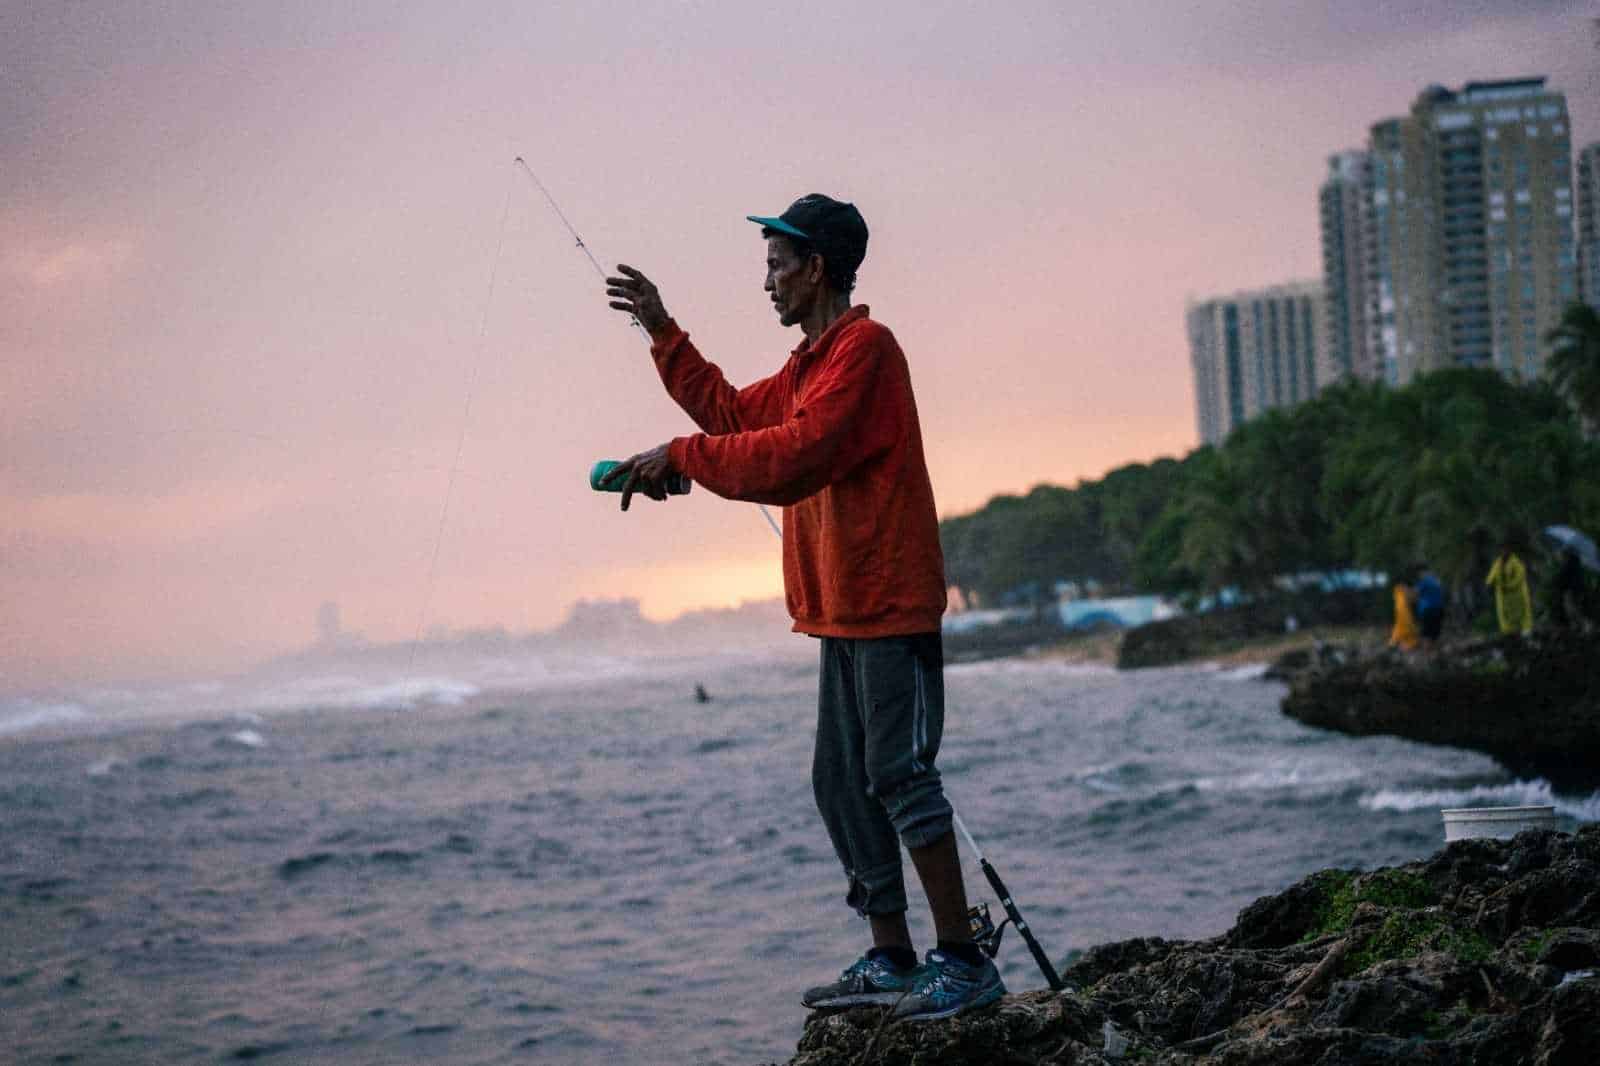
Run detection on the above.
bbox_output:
[1015,623,1387,670]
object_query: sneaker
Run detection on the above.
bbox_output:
[890,949,1006,1021]
[801,952,920,1010]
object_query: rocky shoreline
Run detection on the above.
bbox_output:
[762,827,1600,1065]
[1116,590,1388,670]
[1278,630,1600,793]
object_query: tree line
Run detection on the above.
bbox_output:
[941,302,1600,620]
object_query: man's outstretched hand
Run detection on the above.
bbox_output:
[605,264,671,336]
[599,443,676,511]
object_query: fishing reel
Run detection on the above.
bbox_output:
[966,902,1011,959]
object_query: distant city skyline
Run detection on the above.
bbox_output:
[1190,72,1591,445]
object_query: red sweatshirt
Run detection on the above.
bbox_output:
[653,306,947,638]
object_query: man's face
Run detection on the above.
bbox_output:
[764,235,818,328]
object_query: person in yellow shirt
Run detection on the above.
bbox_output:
[1486,541,1533,636]
[1388,578,1420,651]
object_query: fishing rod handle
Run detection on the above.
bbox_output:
[590,460,691,496]
[979,858,1066,991]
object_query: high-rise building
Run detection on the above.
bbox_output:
[1188,281,1329,446]
[1319,150,1379,382]
[1361,78,1577,383]
[1579,142,1600,310]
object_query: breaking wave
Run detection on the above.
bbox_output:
[1361,779,1600,822]
[0,699,89,737]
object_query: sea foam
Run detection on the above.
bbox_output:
[0,699,90,737]
[248,675,481,711]
[1361,779,1600,822]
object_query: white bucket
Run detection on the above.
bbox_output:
[1441,805,1558,842]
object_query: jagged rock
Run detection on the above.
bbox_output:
[781,992,1111,1066]
[1261,640,1357,683]
[764,827,1600,1066]
[1117,590,1388,670]
[1279,630,1600,792]
[1259,647,1312,682]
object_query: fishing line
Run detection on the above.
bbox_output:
[514,157,632,326]
[513,156,783,539]
[407,163,517,672]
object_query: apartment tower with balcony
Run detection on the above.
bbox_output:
[1363,79,1577,382]
[1188,281,1330,446]
[1319,150,1380,382]
[1578,141,1600,310]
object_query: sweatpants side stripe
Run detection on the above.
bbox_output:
[911,655,927,773]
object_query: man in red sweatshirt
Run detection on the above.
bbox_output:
[601,194,1003,1020]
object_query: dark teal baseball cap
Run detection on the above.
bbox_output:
[747,194,869,272]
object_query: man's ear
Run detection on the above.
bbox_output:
[806,252,826,285]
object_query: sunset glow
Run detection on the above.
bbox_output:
[4,2,1594,687]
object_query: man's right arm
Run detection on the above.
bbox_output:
[605,263,785,433]
[651,324,786,434]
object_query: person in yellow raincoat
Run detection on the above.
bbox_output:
[1388,577,1419,651]
[1486,541,1533,636]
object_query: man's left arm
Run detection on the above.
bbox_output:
[666,331,893,506]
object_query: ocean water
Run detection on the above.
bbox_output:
[3,650,1597,1065]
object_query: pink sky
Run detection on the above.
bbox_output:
[3,2,1595,689]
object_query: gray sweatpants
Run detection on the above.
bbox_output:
[813,632,954,917]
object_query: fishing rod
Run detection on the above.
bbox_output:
[514,156,647,339]
[954,809,1064,990]
[536,156,1064,989]
[514,156,782,539]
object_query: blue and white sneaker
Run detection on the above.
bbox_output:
[802,952,920,1010]
[890,949,1006,1021]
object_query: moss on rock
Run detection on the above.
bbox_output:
[768,826,1600,1066]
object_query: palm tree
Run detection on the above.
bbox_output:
[1546,301,1600,431]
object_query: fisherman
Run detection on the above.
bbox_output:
[600,195,1004,1020]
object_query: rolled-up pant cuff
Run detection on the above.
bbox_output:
[895,808,953,850]
[881,773,953,849]
[845,859,909,917]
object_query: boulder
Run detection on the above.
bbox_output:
[1279,631,1600,792]
[762,827,1600,1065]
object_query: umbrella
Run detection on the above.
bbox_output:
[1540,525,1600,572]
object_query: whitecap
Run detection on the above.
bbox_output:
[1195,761,1364,794]
[222,729,266,748]
[1361,779,1600,822]
[325,677,479,709]
[248,675,481,712]
[0,699,90,737]
[1213,663,1271,682]
[87,755,126,777]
